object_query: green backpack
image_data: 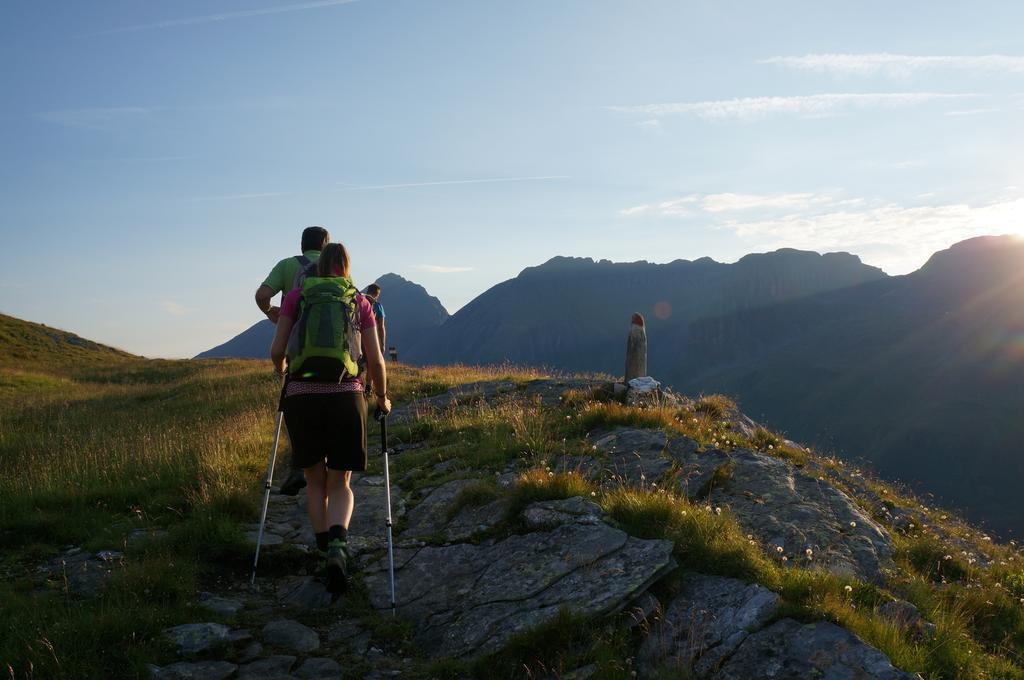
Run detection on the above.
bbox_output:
[286,276,361,381]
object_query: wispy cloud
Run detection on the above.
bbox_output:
[92,0,359,35]
[607,93,975,121]
[38,107,150,131]
[412,265,476,274]
[716,197,1024,272]
[337,176,570,191]
[761,53,1024,77]
[161,301,187,317]
[190,192,288,201]
[621,192,834,216]
[621,189,1024,274]
[944,108,1002,117]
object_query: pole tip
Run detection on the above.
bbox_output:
[631,312,645,327]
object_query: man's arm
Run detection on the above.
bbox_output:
[255,285,280,324]
[256,258,288,324]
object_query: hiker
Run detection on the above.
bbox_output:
[270,242,391,594]
[363,283,387,397]
[254,226,329,495]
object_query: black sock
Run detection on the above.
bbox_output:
[315,532,329,552]
[329,525,347,543]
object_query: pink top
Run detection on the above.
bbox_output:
[280,287,377,396]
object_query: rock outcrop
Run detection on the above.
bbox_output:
[590,428,894,582]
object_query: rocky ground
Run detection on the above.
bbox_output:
[36,379,942,678]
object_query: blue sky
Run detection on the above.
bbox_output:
[2,0,1023,357]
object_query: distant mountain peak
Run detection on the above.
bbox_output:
[918,234,1024,279]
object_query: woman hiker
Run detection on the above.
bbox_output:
[270,242,391,593]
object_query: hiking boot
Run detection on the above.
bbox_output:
[279,468,307,496]
[313,549,328,577]
[326,539,349,594]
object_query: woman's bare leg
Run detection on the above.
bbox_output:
[326,469,354,529]
[304,462,328,533]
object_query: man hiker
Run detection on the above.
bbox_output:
[363,283,387,397]
[255,225,330,495]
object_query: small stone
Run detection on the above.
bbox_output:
[295,657,342,678]
[238,655,296,678]
[878,600,923,629]
[95,550,124,562]
[150,660,237,680]
[163,622,232,656]
[563,664,597,680]
[262,619,320,654]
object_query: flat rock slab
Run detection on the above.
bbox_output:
[589,429,724,497]
[638,574,779,677]
[198,593,244,617]
[238,655,297,678]
[263,619,320,654]
[590,429,675,486]
[365,512,675,658]
[592,429,894,583]
[150,660,237,680]
[245,531,284,547]
[713,619,915,680]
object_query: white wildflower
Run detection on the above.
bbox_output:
[844,585,853,593]
[776,546,784,554]
[849,521,857,528]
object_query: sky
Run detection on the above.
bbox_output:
[2,0,1023,358]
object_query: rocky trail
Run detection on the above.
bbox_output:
[37,379,949,678]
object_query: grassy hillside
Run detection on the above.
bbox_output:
[0,312,133,369]
[1,315,1023,678]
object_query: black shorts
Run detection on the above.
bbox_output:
[283,392,367,471]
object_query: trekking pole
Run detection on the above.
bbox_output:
[375,408,397,616]
[251,375,288,585]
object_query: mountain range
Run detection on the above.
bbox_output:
[199,236,1024,535]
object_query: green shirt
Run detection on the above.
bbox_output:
[262,250,322,298]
